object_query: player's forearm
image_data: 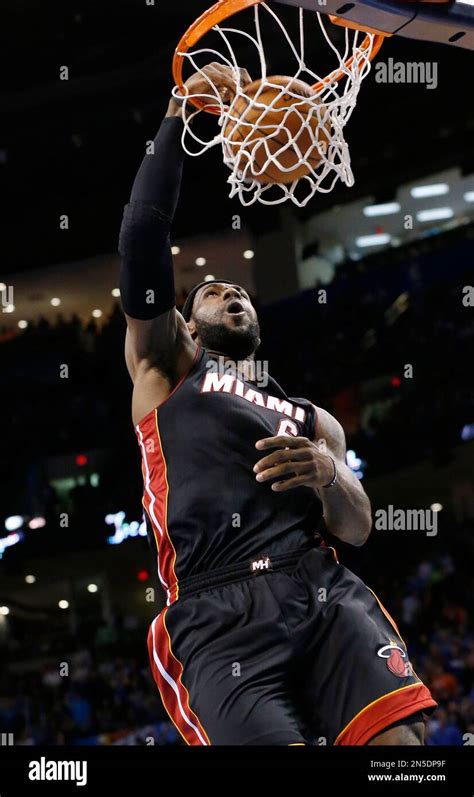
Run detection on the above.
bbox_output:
[320,464,372,546]
[118,99,186,320]
[129,104,186,215]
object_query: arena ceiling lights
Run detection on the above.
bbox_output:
[363,202,401,217]
[410,183,450,198]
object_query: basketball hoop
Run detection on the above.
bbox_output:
[172,0,385,207]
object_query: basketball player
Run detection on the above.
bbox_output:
[118,63,436,745]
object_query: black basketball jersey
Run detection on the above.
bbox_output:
[135,344,323,604]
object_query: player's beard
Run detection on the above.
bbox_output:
[194,317,260,360]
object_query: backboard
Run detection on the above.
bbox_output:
[274,0,474,49]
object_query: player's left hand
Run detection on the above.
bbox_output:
[253,435,334,492]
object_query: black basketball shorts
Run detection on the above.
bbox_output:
[147,544,437,745]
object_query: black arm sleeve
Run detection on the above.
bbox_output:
[118,115,185,320]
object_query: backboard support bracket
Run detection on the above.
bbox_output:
[273,0,474,50]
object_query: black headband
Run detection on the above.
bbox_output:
[181,279,241,321]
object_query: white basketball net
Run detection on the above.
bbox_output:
[172,3,377,207]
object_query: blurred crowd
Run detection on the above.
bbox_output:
[370,534,474,746]
[0,641,177,745]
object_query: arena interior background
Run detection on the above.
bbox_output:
[0,0,473,746]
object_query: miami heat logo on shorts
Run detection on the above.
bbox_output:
[377,643,413,677]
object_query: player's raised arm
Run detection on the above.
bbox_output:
[118,95,192,383]
[118,63,250,383]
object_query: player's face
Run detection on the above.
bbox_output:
[191,283,261,359]
[195,283,255,325]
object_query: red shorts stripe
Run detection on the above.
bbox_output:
[148,611,211,746]
[335,682,437,745]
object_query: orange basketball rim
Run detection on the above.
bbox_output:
[172,0,386,115]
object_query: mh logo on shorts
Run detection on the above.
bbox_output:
[250,556,272,573]
[377,643,413,678]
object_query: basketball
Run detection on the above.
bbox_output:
[223,75,330,185]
